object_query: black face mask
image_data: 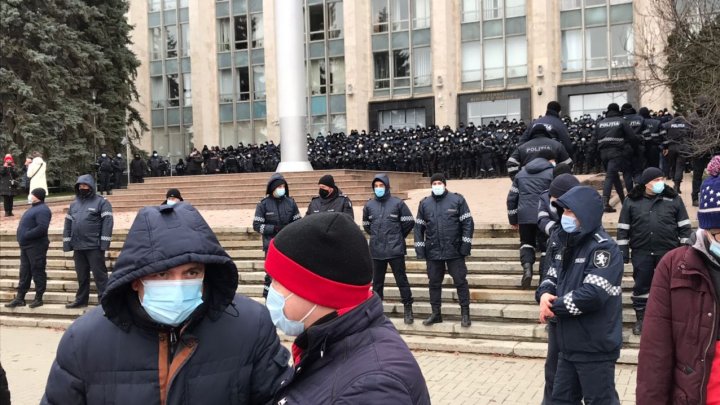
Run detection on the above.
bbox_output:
[319,189,330,199]
[79,188,92,198]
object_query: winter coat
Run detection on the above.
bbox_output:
[112,157,125,173]
[362,174,415,260]
[519,110,574,155]
[592,111,638,162]
[253,174,301,252]
[661,116,693,156]
[16,201,52,247]
[273,294,430,404]
[130,158,147,177]
[507,158,554,225]
[27,157,48,195]
[306,189,354,217]
[0,166,17,196]
[535,186,623,362]
[617,185,692,259]
[637,231,720,405]
[97,156,114,173]
[414,190,474,261]
[62,175,114,252]
[507,133,572,178]
[43,203,291,405]
[537,191,560,237]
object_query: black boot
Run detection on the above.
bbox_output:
[65,301,88,309]
[633,310,644,335]
[5,296,25,308]
[675,182,682,194]
[521,263,533,289]
[603,197,616,213]
[460,306,471,327]
[29,294,43,309]
[423,307,443,326]
[403,304,414,325]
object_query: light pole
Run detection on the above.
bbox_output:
[91,90,97,162]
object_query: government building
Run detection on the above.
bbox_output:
[126,0,670,157]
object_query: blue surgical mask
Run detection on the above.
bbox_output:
[561,215,579,233]
[266,285,317,336]
[141,279,204,326]
[374,187,385,198]
[166,200,177,206]
[432,185,445,196]
[651,181,665,194]
[274,187,286,198]
[710,234,720,258]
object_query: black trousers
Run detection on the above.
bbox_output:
[693,156,711,203]
[73,249,108,304]
[542,321,559,405]
[131,175,144,183]
[602,158,626,200]
[551,354,620,404]
[2,195,12,215]
[98,171,112,192]
[664,147,686,186]
[631,253,663,312]
[426,258,470,308]
[519,224,538,266]
[372,257,413,305]
[17,241,49,298]
[114,171,124,189]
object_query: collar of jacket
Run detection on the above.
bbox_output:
[628,184,678,200]
[375,191,391,202]
[432,190,448,200]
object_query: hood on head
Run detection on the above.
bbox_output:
[525,158,554,174]
[266,173,289,196]
[101,203,239,325]
[74,174,96,196]
[529,124,549,139]
[371,173,391,192]
[554,186,603,237]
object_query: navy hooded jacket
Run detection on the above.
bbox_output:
[506,158,554,225]
[535,186,624,362]
[62,174,114,252]
[43,203,291,404]
[362,173,415,260]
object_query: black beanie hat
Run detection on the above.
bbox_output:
[165,188,183,201]
[621,103,633,111]
[31,188,46,202]
[268,178,285,194]
[265,213,372,308]
[553,163,573,177]
[318,174,336,188]
[547,101,562,113]
[430,173,446,185]
[639,107,650,118]
[530,124,549,137]
[607,103,620,112]
[549,174,580,198]
[639,167,664,186]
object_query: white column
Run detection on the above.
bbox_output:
[274,0,312,172]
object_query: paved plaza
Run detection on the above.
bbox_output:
[1,326,637,404]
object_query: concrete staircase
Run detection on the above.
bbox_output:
[0,225,643,364]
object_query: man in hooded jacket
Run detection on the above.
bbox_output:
[518,101,574,156]
[43,203,291,404]
[306,174,354,217]
[63,175,114,308]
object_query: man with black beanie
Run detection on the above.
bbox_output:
[306,174,354,217]
[518,101,574,155]
[617,167,692,335]
[265,212,430,404]
[414,173,474,327]
[6,188,51,309]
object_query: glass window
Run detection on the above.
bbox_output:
[253,120,268,143]
[329,57,345,94]
[461,41,482,82]
[393,49,410,87]
[584,6,607,26]
[310,116,328,137]
[150,27,163,60]
[585,26,608,69]
[562,29,583,71]
[237,121,253,145]
[468,99,521,125]
[373,51,390,89]
[569,91,627,118]
[309,4,325,41]
[183,74,192,106]
[611,23,633,67]
[610,3,633,23]
[483,0,502,20]
[219,69,233,102]
[561,10,582,28]
[506,0,525,17]
[560,0,582,9]
[413,47,431,86]
[167,74,180,106]
[251,13,264,48]
[331,114,346,133]
[234,15,248,50]
[391,0,409,31]
[372,0,389,32]
[151,76,165,108]
[149,0,161,12]
[238,67,250,100]
[413,0,430,29]
[165,25,178,58]
[506,36,527,77]
[310,59,327,95]
[253,65,265,100]
[164,0,177,10]
[328,2,344,38]
[483,38,504,80]
[179,0,188,7]
[463,0,481,22]
[584,0,606,6]
[217,18,231,51]
[180,23,189,57]
[221,123,236,148]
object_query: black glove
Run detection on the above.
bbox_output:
[274,225,283,234]
[623,256,630,264]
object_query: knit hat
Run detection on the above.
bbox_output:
[707,155,720,177]
[549,174,580,198]
[639,107,650,118]
[530,124,549,137]
[3,154,13,165]
[607,103,620,112]
[638,167,664,186]
[318,174,336,188]
[264,213,373,308]
[165,188,183,201]
[698,156,720,229]
[547,101,562,113]
[31,188,46,202]
[430,173,446,185]
[553,163,572,177]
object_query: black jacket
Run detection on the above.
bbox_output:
[16,201,52,247]
[0,166,17,197]
[130,158,147,177]
[616,185,692,259]
[507,158,554,225]
[97,156,114,173]
[62,175,114,252]
[306,189,354,217]
[43,203,291,405]
[535,186,623,362]
[112,157,125,173]
[592,111,638,161]
[362,174,415,260]
[414,190,474,260]
[537,191,560,237]
[519,110,574,155]
[661,116,693,155]
[273,295,430,404]
[507,132,571,178]
[253,174,301,252]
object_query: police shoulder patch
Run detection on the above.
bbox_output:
[593,250,611,268]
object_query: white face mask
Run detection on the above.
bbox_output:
[431,185,445,196]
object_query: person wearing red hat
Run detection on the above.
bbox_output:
[0,154,18,216]
[265,212,430,404]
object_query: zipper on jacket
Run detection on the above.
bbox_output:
[700,300,718,403]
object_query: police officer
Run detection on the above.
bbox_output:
[616,167,692,335]
[129,153,147,183]
[519,101,574,155]
[592,103,638,212]
[96,152,114,195]
[507,124,572,178]
[306,174,354,217]
[638,107,662,169]
[63,175,114,308]
[112,153,125,190]
[362,174,416,324]
[661,113,693,194]
[253,173,301,298]
[622,103,646,185]
[414,174,474,327]
[536,186,623,404]
[148,151,162,177]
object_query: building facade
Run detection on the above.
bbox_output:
[127,0,671,157]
